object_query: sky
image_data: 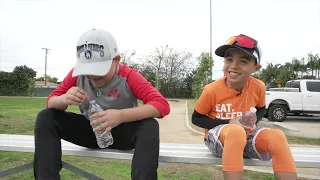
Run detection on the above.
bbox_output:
[0,0,319,81]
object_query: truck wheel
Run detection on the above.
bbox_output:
[268,104,288,122]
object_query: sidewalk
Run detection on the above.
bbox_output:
[157,100,320,179]
[157,100,204,144]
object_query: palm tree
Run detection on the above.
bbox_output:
[260,63,282,87]
[291,57,305,79]
[314,54,320,79]
[306,53,318,79]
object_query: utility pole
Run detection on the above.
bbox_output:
[42,48,50,86]
[209,0,212,82]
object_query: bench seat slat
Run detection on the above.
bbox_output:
[1,134,320,168]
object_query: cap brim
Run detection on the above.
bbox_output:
[72,60,112,77]
[215,45,256,59]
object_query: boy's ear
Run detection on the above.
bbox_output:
[113,55,121,65]
[254,64,262,72]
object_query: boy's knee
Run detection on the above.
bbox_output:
[267,129,287,143]
[138,118,159,141]
[35,108,59,129]
[224,124,247,145]
[273,129,286,139]
[226,124,246,136]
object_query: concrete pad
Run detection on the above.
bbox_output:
[273,122,300,131]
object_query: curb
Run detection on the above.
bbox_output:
[185,100,204,136]
[273,122,300,132]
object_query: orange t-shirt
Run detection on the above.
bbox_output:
[194,76,266,137]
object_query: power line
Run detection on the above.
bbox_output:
[42,48,50,86]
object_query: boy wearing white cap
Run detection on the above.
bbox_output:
[33,28,170,180]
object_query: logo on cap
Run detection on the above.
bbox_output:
[77,41,105,59]
[84,50,92,59]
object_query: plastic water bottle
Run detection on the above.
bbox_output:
[239,107,257,129]
[88,100,114,148]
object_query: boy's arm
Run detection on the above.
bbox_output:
[255,107,266,124]
[121,68,170,122]
[47,69,78,110]
[255,81,267,124]
[191,86,228,129]
[192,110,229,129]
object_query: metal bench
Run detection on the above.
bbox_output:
[1,134,320,179]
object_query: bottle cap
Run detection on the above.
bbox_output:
[90,100,96,104]
[250,107,257,113]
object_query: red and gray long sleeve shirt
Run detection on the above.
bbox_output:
[46,64,170,119]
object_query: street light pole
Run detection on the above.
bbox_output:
[42,48,50,86]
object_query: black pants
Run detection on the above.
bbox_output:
[33,108,160,180]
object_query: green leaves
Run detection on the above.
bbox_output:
[0,65,37,96]
[192,52,214,99]
[253,53,320,88]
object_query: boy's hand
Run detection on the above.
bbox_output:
[229,116,242,125]
[90,109,123,136]
[246,124,257,138]
[63,87,89,105]
[229,117,251,132]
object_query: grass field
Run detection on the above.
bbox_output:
[186,99,320,146]
[0,96,312,180]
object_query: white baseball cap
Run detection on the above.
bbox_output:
[72,28,120,77]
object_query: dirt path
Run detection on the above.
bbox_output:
[157,100,204,144]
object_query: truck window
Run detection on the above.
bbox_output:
[306,82,320,92]
[285,81,301,91]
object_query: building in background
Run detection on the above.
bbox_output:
[33,81,59,97]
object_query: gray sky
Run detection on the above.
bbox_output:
[1,0,319,81]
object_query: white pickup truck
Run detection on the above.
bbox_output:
[264,79,320,122]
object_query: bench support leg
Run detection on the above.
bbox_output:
[0,161,104,180]
[0,162,33,178]
[62,161,104,180]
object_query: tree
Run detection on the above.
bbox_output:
[120,49,139,69]
[13,65,37,80]
[253,52,320,89]
[145,45,193,97]
[146,45,169,90]
[277,63,293,87]
[138,64,157,87]
[28,79,36,97]
[258,63,282,88]
[161,48,193,96]
[307,53,318,79]
[12,65,37,95]
[192,52,214,98]
[291,57,304,79]
[316,54,320,79]
[36,75,59,84]
[0,65,37,96]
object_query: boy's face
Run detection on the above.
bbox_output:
[86,56,120,88]
[223,48,261,85]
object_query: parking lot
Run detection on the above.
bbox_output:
[259,114,320,139]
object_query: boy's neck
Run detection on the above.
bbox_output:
[226,79,247,92]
